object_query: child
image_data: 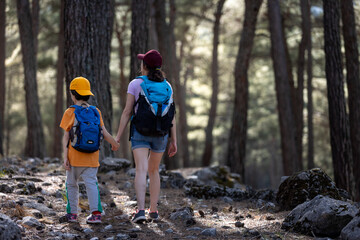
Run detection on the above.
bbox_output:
[60,76,119,224]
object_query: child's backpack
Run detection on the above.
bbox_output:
[132,75,175,136]
[69,105,103,153]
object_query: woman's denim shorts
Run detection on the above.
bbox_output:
[130,126,169,153]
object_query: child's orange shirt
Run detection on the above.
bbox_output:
[60,107,104,167]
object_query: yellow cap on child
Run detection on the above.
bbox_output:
[70,77,94,96]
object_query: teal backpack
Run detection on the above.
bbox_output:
[132,75,175,136]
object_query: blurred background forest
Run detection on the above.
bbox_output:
[0,0,359,198]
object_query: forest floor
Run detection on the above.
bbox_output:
[0,158,315,240]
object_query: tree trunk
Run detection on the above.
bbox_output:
[226,0,262,181]
[52,0,65,158]
[31,0,39,56]
[169,0,189,168]
[268,0,299,176]
[202,0,226,167]
[129,0,149,81]
[323,0,353,195]
[115,8,130,159]
[64,0,114,159]
[341,0,360,201]
[16,0,45,158]
[0,0,5,156]
[303,0,314,169]
[282,16,302,172]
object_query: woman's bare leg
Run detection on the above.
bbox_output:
[148,151,163,212]
[133,148,150,210]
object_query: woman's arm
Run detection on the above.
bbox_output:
[116,93,135,142]
[168,117,177,157]
[62,131,70,170]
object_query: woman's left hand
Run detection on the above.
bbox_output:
[168,141,177,157]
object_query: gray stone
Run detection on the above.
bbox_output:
[341,216,360,240]
[186,227,203,231]
[201,228,216,236]
[99,157,131,172]
[22,216,41,227]
[169,207,194,221]
[282,195,358,238]
[276,168,342,210]
[165,228,174,233]
[0,213,22,240]
[104,224,113,231]
[0,184,14,193]
[115,233,130,239]
[24,202,56,216]
[83,228,94,234]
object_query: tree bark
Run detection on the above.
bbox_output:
[303,0,314,169]
[16,0,45,158]
[129,0,149,81]
[323,0,353,195]
[52,0,65,158]
[0,0,5,156]
[64,0,114,159]
[227,0,262,181]
[282,16,302,172]
[115,8,130,159]
[202,0,226,167]
[31,0,39,56]
[341,0,360,201]
[169,0,189,168]
[268,0,299,176]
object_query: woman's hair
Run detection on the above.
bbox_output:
[144,62,165,82]
[71,90,90,101]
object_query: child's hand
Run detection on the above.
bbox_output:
[112,141,120,151]
[63,158,71,171]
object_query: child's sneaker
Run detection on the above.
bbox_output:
[86,214,101,224]
[132,210,146,223]
[148,211,159,220]
[66,213,78,223]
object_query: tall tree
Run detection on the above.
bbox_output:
[341,0,360,201]
[129,0,149,81]
[31,0,39,56]
[302,0,314,169]
[323,0,353,194]
[115,7,131,159]
[0,0,5,156]
[16,0,45,158]
[227,0,262,181]
[202,0,226,167]
[268,0,299,176]
[168,0,190,168]
[64,0,114,158]
[52,0,65,158]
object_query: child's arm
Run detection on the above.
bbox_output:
[168,117,177,157]
[115,93,135,142]
[62,131,71,170]
[102,126,120,151]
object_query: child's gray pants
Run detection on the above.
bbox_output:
[66,167,102,214]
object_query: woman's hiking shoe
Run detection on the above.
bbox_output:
[86,214,101,224]
[149,211,159,220]
[132,210,146,223]
[66,213,78,223]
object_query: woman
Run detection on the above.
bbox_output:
[115,49,177,223]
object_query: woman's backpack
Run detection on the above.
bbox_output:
[69,105,103,153]
[132,75,175,136]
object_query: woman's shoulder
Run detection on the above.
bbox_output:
[129,78,144,86]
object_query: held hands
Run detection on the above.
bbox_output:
[111,141,120,151]
[168,140,177,157]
